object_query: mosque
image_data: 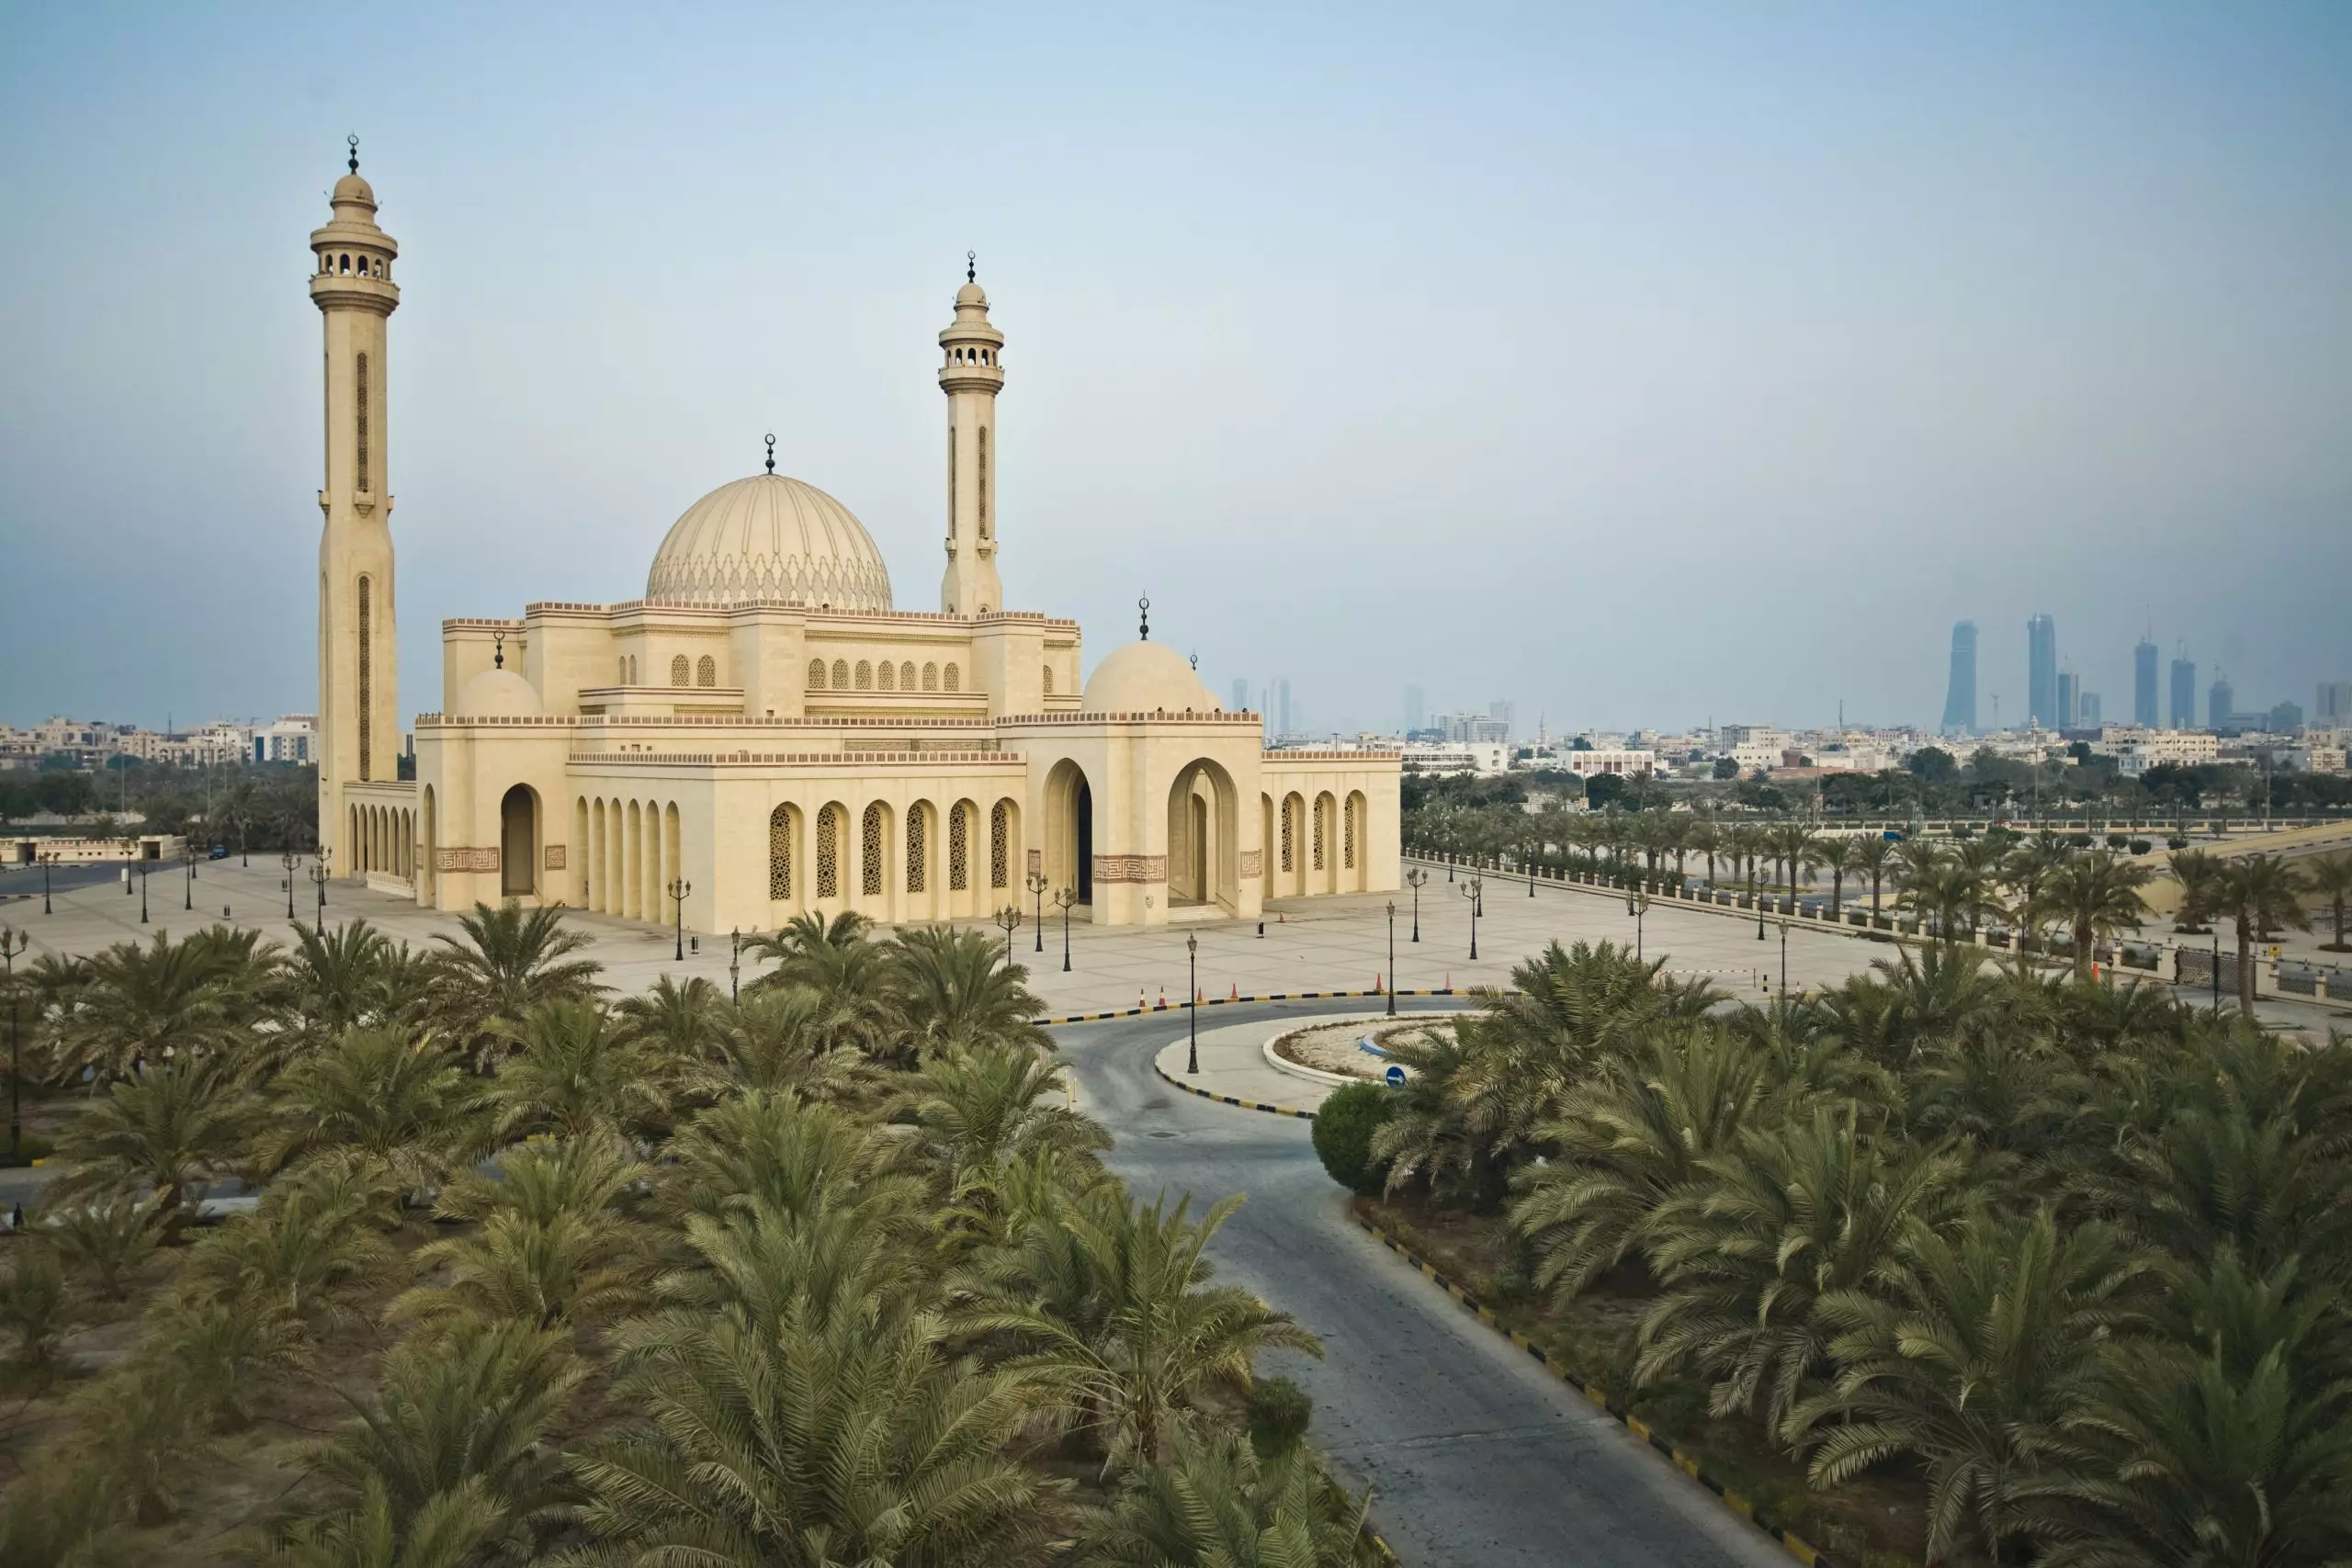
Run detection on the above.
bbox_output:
[308,146,1399,936]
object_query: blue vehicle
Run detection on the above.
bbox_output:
[209,844,230,860]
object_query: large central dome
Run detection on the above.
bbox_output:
[646,472,893,612]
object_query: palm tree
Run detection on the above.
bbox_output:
[147,1286,312,1432]
[1813,836,1860,921]
[2302,849,2352,953]
[696,987,878,1100]
[663,1089,925,1227]
[1688,818,1722,889]
[971,1187,1322,1472]
[1087,1431,1380,1568]
[47,930,248,1085]
[2025,851,2153,976]
[270,1475,513,1568]
[902,1043,1108,1199]
[183,1156,401,1326]
[1851,832,1895,920]
[889,923,1052,1058]
[426,902,603,1061]
[0,1245,74,1379]
[746,910,899,1054]
[2002,832,2072,925]
[305,1314,582,1556]
[397,1138,655,1331]
[491,996,674,1141]
[50,1055,250,1226]
[257,1026,490,1189]
[610,973,724,1062]
[1510,1020,1769,1303]
[1787,1210,2156,1565]
[2214,856,2311,1013]
[2166,849,2222,934]
[36,1194,164,1301]
[281,919,401,1045]
[1637,1109,1962,1429]
[1770,822,1818,905]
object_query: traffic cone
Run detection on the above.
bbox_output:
[1157,987,1167,1009]
[1137,988,1147,1010]
[1228,983,1238,1001]
[1195,986,1203,1003]
[1374,972,1383,993]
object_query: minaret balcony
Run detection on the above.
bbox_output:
[309,273,401,314]
[937,366,1005,394]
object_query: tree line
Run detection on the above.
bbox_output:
[0,906,1373,1566]
[0,762,322,853]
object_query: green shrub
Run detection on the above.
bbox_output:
[2130,838,2153,855]
[1311,1080,1393,1195]
[1247,1375,1313,1459]
[2168,836,2189,851]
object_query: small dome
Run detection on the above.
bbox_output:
[647,472,892,612]
[332,171,377,208]
[457,667,542,718]
[1081,641,1221,715]
[956,280,987,307]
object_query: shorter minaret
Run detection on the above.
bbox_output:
[938,254,1005,616]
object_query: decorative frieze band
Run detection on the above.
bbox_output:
[1092,853,1168,885]
[435,846,500,873]
[544,845,567,871]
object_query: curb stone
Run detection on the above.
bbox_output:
[1351,1212,1849,1568]
[1033,987,1456,1027]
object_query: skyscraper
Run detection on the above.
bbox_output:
[1230,678,1250,714]
[1404,684,1426,734]
[2080,692,2102,726]
[2210,675,2235,731]
[2133,638,2159,726]
[2319,680,2352,726]
[2171,654,2198,728]
[1940,621,1977,733]
[2027,615,2058,729]
[2057,671,2079,729]
[1274,678,1292,738]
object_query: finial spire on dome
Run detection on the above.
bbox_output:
[763,433,775,474]
[1138,594,1150,640]
[967,250,976,283]
[346,133,359,175]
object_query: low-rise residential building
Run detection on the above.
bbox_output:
[1402,741,1510,776]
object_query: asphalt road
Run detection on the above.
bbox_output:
[1057,999,1792,1568]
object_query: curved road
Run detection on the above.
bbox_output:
[1057,1000,1791,1568]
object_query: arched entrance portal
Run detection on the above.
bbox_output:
[1167,759,1239,913]
[499,784,537,897]
[1045,761,1093,905]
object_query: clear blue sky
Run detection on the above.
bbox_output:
[4,3,2348,736]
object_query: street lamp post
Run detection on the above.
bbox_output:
[666,878,692,961]
[1634,892,1651,964]
[994,905,1023,974]
[39,851,56,916]
[1186,931,1200,1073]
[1405,865,1426,942]
[2,925,26,1159]
[1463,874,1482,962]
[183,840,198,911]
[1386,900,1397,1017]
[1052,886,1078,972]
[282,850,299,919]
[1781,918,1790,1002]
[729,926,742,1000]
[309,850,332,934]
[1025,871,1048,952]
[1753,861,1766,941]
[138,843,149,925]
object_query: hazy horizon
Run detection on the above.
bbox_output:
[5,4,2349,738]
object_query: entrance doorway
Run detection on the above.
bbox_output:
[1075,778,1092,903]
[500,784,536,897]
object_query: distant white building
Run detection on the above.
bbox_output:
[1536,747,1657,777]
[257,715,319,764]
[1403,741,1510,776]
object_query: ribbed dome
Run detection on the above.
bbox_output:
[646,473,893,612]
[1081,641,1221,714]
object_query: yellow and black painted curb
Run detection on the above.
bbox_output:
[1034,987,1458,1028]
[1352,1213,1840,1568]
[1152,1058,1317,1120]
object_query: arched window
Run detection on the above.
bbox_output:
[944,662,961,692]
[696,655,716,687]
[768,804,793,899]
[816,806,840,898]
[628,656,639,684]
[671,655,689,687]
[907,807,926,893]
[1042,664,1054,694]
[854,660,872,690]
[831,660,850,689]
[808,658,826,688]
[948,802,969,891]
[356,576,373,782]
[340,253,351,274]
[922,662,939,692]
[877,660,896,691]
[1344,798,1357,868]
[989,800,1010,889]
[1312,798,1327,871]
[1281,799,1295,872]
[861,804,885,896]
[618,657,628,685]
[900,660,916,690]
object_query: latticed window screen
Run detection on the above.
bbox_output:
[832,660,850,689]
[1280,800,1294,871]
[1042,665,1053,694]
[944,663,960,692]
[671,655,689,687]
[817,807,839,897]
[861,804,884,896]
[978,426,989,536]
[878,661,896,691]
[949,804,969,890]
[768,806,792,899]
[808,659,825,688]
[922,663,938,692]
[989,801,1009,888]
[356,577,372,782]
[1344,800,1356,869]
[356,352,369,491]
[855,660,872,690]
[907,808,926,892]
[696,656,716,687]
[1313,801,1326,871]
[901,661,916,690]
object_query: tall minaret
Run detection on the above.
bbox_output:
[309,137,401,861]
[938,255,1004,616]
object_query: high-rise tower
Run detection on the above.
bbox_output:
[2027,614,2058,729]
[2133,637,2159,727]
[1940,621,1977,733]
[309,139,401,861]
[2170,652,2198,728]
[938,256,1004,617]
